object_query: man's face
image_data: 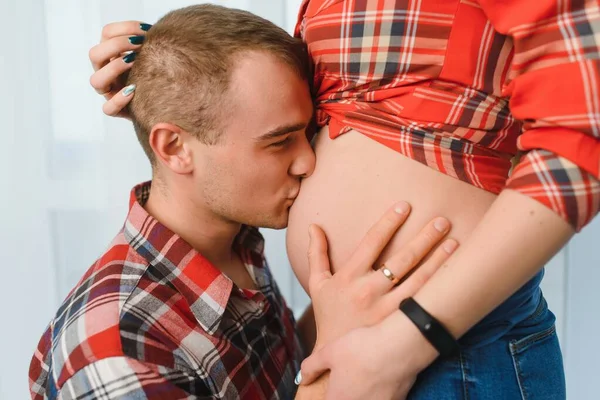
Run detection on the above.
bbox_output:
[191,51,315,229]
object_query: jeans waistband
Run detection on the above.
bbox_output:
[459,268,547,348]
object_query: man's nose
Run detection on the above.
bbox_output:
[290,141,316,178]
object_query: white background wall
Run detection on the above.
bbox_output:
[0,1,597,399]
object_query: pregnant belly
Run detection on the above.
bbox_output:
[286,126,498,293]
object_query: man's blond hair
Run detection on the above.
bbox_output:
[127,4,308,165]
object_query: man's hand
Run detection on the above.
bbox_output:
[299,311,438,400]
[306,202,457,348]
[89,20,150,118]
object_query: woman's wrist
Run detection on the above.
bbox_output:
[407,189,574,342]
[379,309,440,373]
[399,297,460,357]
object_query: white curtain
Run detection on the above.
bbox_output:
[1,0,598,398]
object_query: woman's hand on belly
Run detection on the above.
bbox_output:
[286,128,496,295]
[305,202,458,350]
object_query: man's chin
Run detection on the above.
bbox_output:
[253,210,290,230]
[259,218,289,230]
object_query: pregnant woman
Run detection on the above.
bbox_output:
[89,1,600,398]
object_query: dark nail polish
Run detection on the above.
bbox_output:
[123,52,137,63]
[140,23,152,32]
[129,35,145,45]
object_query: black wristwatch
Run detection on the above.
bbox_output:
[399,297,460,358]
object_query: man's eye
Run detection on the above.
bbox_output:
[271,136,292,147]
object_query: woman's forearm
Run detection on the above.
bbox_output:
[297,188,578,396]
[412,189,574,341]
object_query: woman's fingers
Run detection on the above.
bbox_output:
[89,21,149,119]
[347,202,411,276]
[101,21,149,42]
[385,238,458,307]
[371,217,451,292]
[102,84,136,117]
[90,34,144,71]
[90,54,136,98]
[307,224,334,296]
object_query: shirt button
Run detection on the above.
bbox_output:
[258,301,265,310]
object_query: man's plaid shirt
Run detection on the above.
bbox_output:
[29,182,302,399]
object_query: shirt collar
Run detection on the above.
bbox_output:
[123,181,265,334]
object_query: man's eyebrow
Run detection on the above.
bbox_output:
[256,122,307,141]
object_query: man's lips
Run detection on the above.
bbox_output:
[287,188,300,200]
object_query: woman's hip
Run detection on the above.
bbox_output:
[408,295,565,400]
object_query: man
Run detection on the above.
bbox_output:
[30,4,454,399]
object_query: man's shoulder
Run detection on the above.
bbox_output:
[53,233,149,336]
[33,233,159,391]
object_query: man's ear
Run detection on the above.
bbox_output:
[149,123,194,174]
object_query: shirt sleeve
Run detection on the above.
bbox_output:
[57,357,215,400]
[478,0,600,231]
[29,325,52,400]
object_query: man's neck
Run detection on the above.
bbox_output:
[143,182,241,269]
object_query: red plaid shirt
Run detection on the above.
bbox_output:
[296,0,600,231]
[29,182,301,400]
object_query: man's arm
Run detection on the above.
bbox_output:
[59,357,204,400]
[296,304,316,357]
[295,305,331,399]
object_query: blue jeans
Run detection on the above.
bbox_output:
[408,294,565,399]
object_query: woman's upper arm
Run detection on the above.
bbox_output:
[479,0,600,230]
